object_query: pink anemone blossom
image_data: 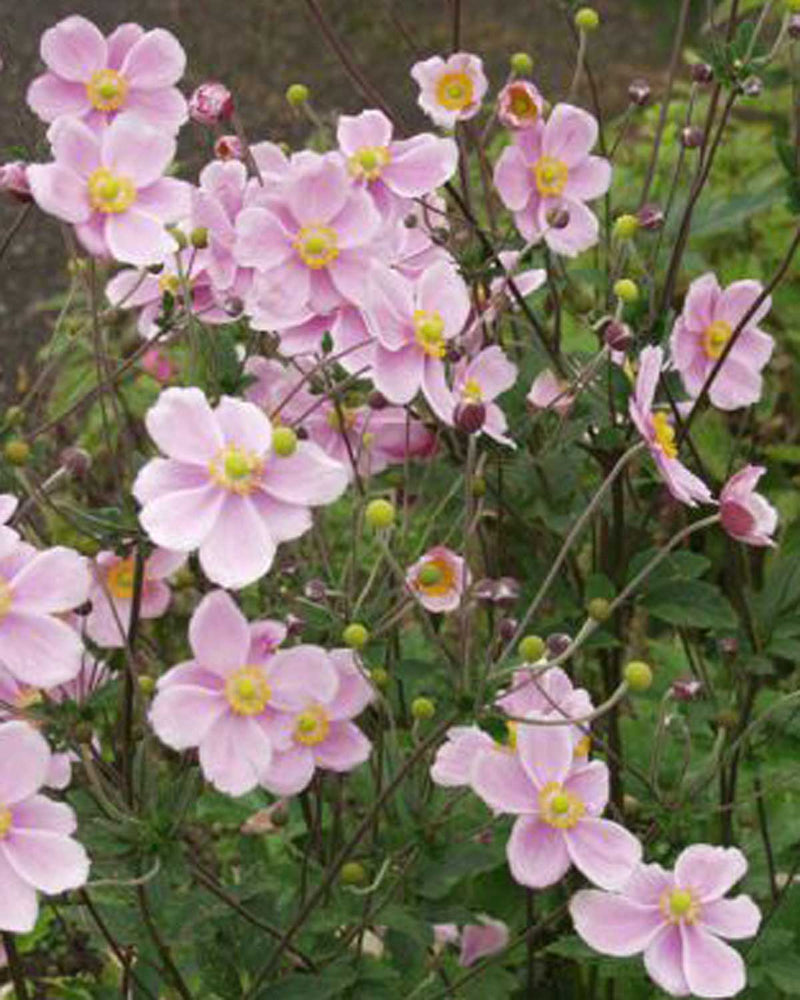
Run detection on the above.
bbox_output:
[0,670,71,790]
[133,387,348,589]
[411,53,488,129]
[669,273,773,411]
[449,346,518,446]
[336,109,457,217]
[27,16,187,132]
[527,369,574,417]
[471,719,641,889]
[719,465,777,547]
[0,721,90,932]
[28,115,190,266]
[85,547,186,648]
[406,545,470,614]
[498,80,545,130]
[629,347,713,507]
[570,845,761,998]
[367,262,470,422]
[149,591,339,796]
[259,649,374,796]
[190,159,252,295]
[494,104,611,256]
[458,917,510,967]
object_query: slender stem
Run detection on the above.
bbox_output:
[1,933,29,1000]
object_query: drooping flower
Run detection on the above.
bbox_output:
[336,109,458,216]
[472,718,641,889]
[85,547,186,648]
[0,721,90,932]
[27,16,187,132]
[259,649,373,796]
[670,273,773,411]
[449,346,518,446]
[0,539,90,687]
[629,347,713,507]
[527,369,574,417]
[497,80,545,130]
[494,104,611,256]
[458,917,510,967]
[570,845,761,998]
[133,387,349,589]
[149,591,337,796]
[410,53,488,128]
[406,545,470,613]
[366,262,470,421]
[28,115,190,266]
[719,465,777,547]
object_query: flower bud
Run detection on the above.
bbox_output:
[624,660,653,692]
[494,577,520,607]
[471,475,487,498]
[188,81,234,126]
[790,13,800,37]
[411,696,436,720]
[587,597,612,622]
[4,439,29,466]
[546,206,570,230]
[223,295,244,317]
[628,78,651,107]
[454,400,486,434]
[681,126,704,149]
[672,677,702,702]
[604,319,633,352]
[510,51,534,75]
[303,578,327,601]
[546,632,572,659]
[190,227,209,249]
[285,613,305,637]
[340,861,368,886]
[272,426,298,457]
[0,161,31,203]
[498,616,519,642]
[613,214,639,240]
[342,622,369,649]
[60,446,91,478]
[519,634,545,662]
[575,7,600,31]
[637,202,664,231]
[4,406,23,428]
[740,76,763,98]
[716,709,740,730]
[214,134,244,160]
[691,62,714,85]
[614,278,639,303]
[370,666,390,689]
[367,390,388,410]
[286,83,310,107]
[365,498,395,529]
[138,676,155,696]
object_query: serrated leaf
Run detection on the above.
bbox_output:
[641,580,737,630]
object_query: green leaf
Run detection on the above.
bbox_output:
[253,964,358,999]
[641,580,737,630]
[416,841,505,900]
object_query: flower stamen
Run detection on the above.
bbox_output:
[413,309,446,358]
[533,156,569,197]
[651,412,678,459]
[293,705,330,746]
[225,666,271,716]
[208,445,264,495]
[436,72,474,111]
[87,167,136,214]
[294,225,339,270]
[86,69,129,112]
[538,781,585,829]
[348,145,391,182]
[703,320,733,360]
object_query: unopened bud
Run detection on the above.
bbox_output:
[138,676,155,696]
[367,390,388,410]
[546,206,570,230]
[604,319,633,352]
[411,696,436,720]
[190,227,209,249]
[628,78,651,107]
[454,400,486,434]
[587,597,612,622]
[519,635,545,662]
[691,62,714,85]
[614,278,639,303]
[787,0,800,13]
[637,202,664,232]
[285,613,305,637]
[286,83,310,107]
[672,677,702,702]
[272,426,298,457]
[498,616,519,642]
[546,633,572,659]
[4,439,30,466]
[365,498,395,529]
[575,7,600,31]
[188,81,234,126]
[370,666,390,689]
[613,214,639,240]
[342,622,369,649]
[303,578,327,602]
[681,126,704,149]
[510,52,534,75]
[789,13,800,38]
[214,134,244,160]
[340,861,368,886]
[223,295,244,317]
[60,446,91,478]
[740,76,763,98]
[0,161,31,203]
[494,577,520,607]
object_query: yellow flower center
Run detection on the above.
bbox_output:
[0,577,12,621]
[413,310,446,358]
[208,445,264,495]
[414,557,456,596]
[574,735,591,758]
[661,888,700,924]
[0,806,11,839]
[462,377,483,402]
[538,781,585,829]
[703,320,732,360]
[87,167,137,214]
[505,720,518,750]
[534,156,569,197]
[107,556,136,600]
[158,274,182,297]
[294,225,339,270]
[436,71,475,111]
[224,666,271,716]
[326,406,358,432]
[15,687,43,712]
[86,68,129,112]
[508,87,539,123]
[293,705,331,746]
[348,145,392,182]
[651,412,678,459]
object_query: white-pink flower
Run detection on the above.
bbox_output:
[133,387,348,589]
[0,721,90,932]
[720,465,777,547]
[411,53,488,129]
[450,345,518,445]
[406,545,470,613]
[571,845,761,997]
[28,115,190,266]
[27,16,187,132]
[497,80,545,130]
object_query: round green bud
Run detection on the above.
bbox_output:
[4,406,23,429]
[365,498,395,529]
[190,226,209,249]
[340,861,368,886]
[411,696,436,721]
[613,214,639,240]
[614,278,640,303]
[575,7,600,31]
[510,51,534,75]
[286,83,310,106]
[587,597,612,622]
[272,426,298,457]
[624,660,653,692]
[370,667,390,689]
[519,635,546,663]
[4,439,30,466]
[471,475,487,498]
[138,676,155,696]
[342,622,369,649]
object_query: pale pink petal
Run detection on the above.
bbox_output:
[565,817,642,890]
[683,273,720,331]
[644,925,691,997]
[40,16,106,81]
[0,851,38,932]
[494,144,533,212]
[102,116,176,188]
[133,458,209,504]
[106,23,145,68]
[287,156,349,226]
[314,721,371,771]
[267,645,339,710]
[120,29,186,89]
[700,896,760,941]
[0,613,83,687]
[418,262,470,336]
[331,190,381,249]
[199,494,277,589]
[260,441,348,506]
[635,346,663,414]
[13,795,76,836]
[11,548,88,614]
[149,682,227,749]
[570,889,664,956]
[199,714,273,796]
[234,207,293,269]
[507,815,571,888]
[215,396,272,454]
[431,727,496,787]
[383,135,458,197]
[717,280,771,329]
[105,210,177,266]
[123,87,188,131]
[681,924,746,998]
[3,830,89,893]
[260,745,315,796]
[623,862,674,906]
[0,723,50,805]
[337,109,393,154]
[135,178,191,222]
[542,198,599,257]
[674,845,747,902]
[543,104,598,166]
[373,344,424,405]
[145,387,223,463]
[515,719,573,790]
[326,649,374,720]
[48,117,102,178]
[189,590,250,675]
[249,494,311,542]
[564,761,609,816]
[26,73,88,123]
[27,163,90,224]
[470,748,535,814]
[139,484,224,552]
[465,346,517,400]
[565,156,611,201]
[458,919,509,967]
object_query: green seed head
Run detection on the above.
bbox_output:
[575,7,600,31]
[510,52,534,75]
[271,426,298,457]
[342,623,369,649]
[286,83,310,106]
[624,660,653,692]
[411,696,436,721]
[365,498,396,529]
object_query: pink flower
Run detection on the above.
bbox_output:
[27,16,187,132]
[0,162,32,203]
[497,80,545,130]
[496,666,594,760]
[0,670,71,789]
[191,159,252,295]
[133,387,348,589]
[28,115,190,266]
[0,721,90,932]
[478,250,546,327]
[570,845,761,997]
[629,347,713,507]
[367,262,470,422]
[141,348,175,383]
[670,273,773,411]
[188,81,234,126]
[472,719,641,889]
[259,649,373,796]
[450,346,518,446]
[719,465,777,547]
[406,545,470,614]
[0,540,90,687]
[494,105,611,256]
[527,369,574,417]
[336,109,457,216]
[411,53,488,128]
[85,547,185,648]
[459,917,510,967]
[431,726,497,787]
[150,591,338,796]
